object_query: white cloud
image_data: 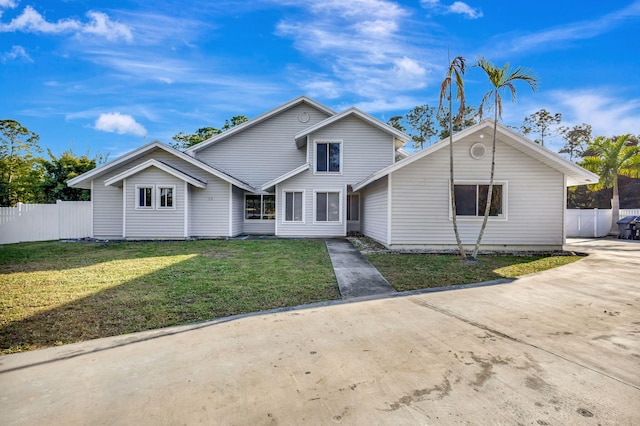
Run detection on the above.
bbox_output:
[551,89,640,138]
[392,57,427,88]
[0,6,133,42]
[448,2,483,19]
[82,11,133,42]
[275,0,437,100]
[1,45,32,62]
[94,113,147,136]
[421,0,483,19]
[490,1,640,55]
[0,0,17,9]
[303,80,341,99]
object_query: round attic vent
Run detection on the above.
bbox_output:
[470,142,486,159]
[298,112,310,123]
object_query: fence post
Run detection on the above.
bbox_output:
[594,208,598,237]
[56,200,62,240]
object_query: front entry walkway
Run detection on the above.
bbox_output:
[325,239,396,299]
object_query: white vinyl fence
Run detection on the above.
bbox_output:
[566,208,640,238]
[0,201,92,244]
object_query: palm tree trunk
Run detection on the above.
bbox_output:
[610,175,620,235]
[449,88,466,258]
[472,105,498,258]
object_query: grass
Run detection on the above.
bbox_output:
[0,239,582,355]
[366,253,581,292]
[0,240,339,354]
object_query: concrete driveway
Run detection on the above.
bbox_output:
[1,238,639,425]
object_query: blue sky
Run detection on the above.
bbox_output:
[1,0,639,158]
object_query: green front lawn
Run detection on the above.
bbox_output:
[0,239,582,355]
[0,240,339,354]
[366,253,581,292]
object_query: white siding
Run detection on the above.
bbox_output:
[389,136,565,249]
[275,116,397,237]
[125,168,184,238]
[231,186,244,237]
[189,180,231,237]
[243,221,276,235]
[195,104,331,187]
[92,147,232,239]
[93,182,122,238]
[360,176,388,245]
[308,115,395,182]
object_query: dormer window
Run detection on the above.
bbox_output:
[315,141,341,173]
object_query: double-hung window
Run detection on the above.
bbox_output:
[284,191,304,222]
[137,186,153,209]
[315,192,340,222]
[245,194,275,220]
[454,184,504,217]
[136,185,176,210]
[158,186,174,209]
[316,142,341,173]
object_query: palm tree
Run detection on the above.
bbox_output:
[438,54,467,258]
[580,135,640,234]
[473,58,538,258]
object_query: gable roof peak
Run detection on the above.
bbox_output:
[186,95,336,153]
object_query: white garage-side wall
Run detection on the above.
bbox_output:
[389,136,565,250]
[360,175,388,245]
[125,168,184,238]
[231,185,245,237]
[92,182,123,238]
[189,179,232,238]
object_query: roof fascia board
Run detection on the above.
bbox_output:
[68,140,256,192]
[104,159,207,188]
[294,108,410,147]
[261,163,310,191]
[353,119,597,191]
[495,124,599,184]
[67,141,166,187]
[186,96,336,154]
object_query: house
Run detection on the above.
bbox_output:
[68,96,598,251]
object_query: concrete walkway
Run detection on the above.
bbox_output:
[325,239,396,299]
[1,238,639,425]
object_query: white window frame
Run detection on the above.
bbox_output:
[314,140,343,175]
[244,193,275,221]
[347,193,360,222]
[313,190,342,224]
[135,185,154,210]
[282,190,305,224]
[449,180,508,221]
[157,185,176,210]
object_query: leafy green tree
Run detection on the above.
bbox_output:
[405,105,437,150]
[580,135,640,234]
[172,116,249,150]
[520,109,561,146]
[436,105,477,140]
[172,127,221,150]
[474,58,538,258]
[438,54,468,258]
[222,115,249,131]
[387,115,406,133]
[559,123,592,161]
[0,120,43,206]
[39,149,104,203]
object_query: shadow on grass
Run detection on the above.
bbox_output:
[0,240,340,355]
